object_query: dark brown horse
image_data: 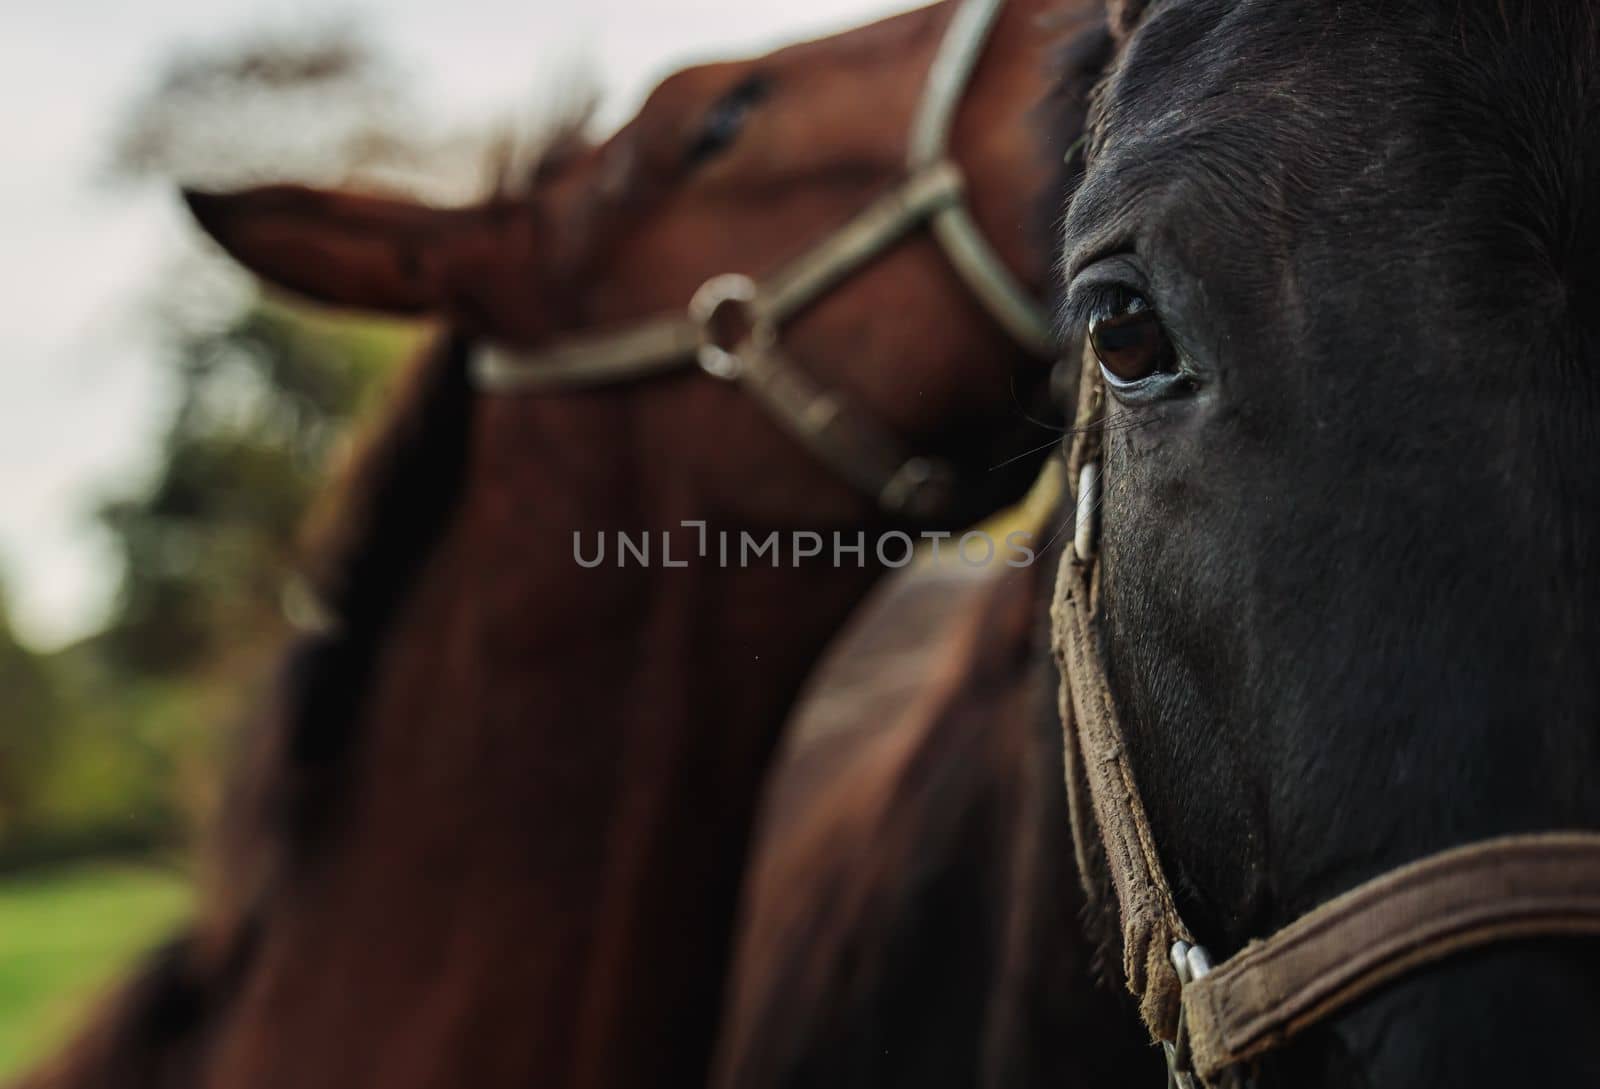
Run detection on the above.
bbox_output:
[1056,2,1600,1086]
[15,3,1081,1088]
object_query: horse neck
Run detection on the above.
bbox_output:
[321,392,887,1085]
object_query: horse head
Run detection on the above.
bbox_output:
[1056,3,1600,1085]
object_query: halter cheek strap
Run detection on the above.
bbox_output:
[1054,343,1600,1086]
[471,0,1056,521]
[1054,343,1194,1038]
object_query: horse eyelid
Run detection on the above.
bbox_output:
[1061,280,1141,333]
[1061,253,1151,319]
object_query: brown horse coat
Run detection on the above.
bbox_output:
[713,524,1159,1089]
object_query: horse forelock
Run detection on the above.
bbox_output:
[486,90,601,200]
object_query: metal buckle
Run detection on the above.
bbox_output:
[1162,942,1250,1089]
[689,273,759,380]
[1164,941,1213,1089]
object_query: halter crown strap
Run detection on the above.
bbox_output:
[470,0,1055,519]
[1055,340,1600,1086]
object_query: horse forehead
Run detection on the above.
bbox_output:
[638,60,750,124]
[1088,3,1600,280]
[1109,0,1599,170]
[1105,4,1388,156]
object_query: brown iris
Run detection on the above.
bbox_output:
[1089,299,1176,384]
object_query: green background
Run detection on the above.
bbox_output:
[0,864,190,1077]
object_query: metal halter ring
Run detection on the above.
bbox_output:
[1165,942,1247,1089]
[689,273,761,380]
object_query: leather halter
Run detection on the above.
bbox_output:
[1053,343,1600,1087]
[470,0,1055,520]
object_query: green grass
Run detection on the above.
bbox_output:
[0,862,190,1079]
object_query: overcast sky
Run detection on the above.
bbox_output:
[1,0,909,649]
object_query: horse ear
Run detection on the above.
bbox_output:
[1107,0,1152,41]
[182,185,513,316]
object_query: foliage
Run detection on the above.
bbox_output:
[96,300,410,676]
[108,24,411,190]
[0,584,65,841]
[0,303,411,868]
[104,23,497,201]
[0,22,430,868]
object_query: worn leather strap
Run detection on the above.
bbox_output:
[1055,547,1192,1039]
[1053,343,1191,1040]
[1054,337,1600,1085]
[1183,832,1600,1080]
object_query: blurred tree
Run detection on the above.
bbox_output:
[96,301,408,675]
[0,574,64,838]
[111,24,404,189]
[0,303,412,866]
[0,25,448,867]
[95,22,444,677]
[106,21,503,201]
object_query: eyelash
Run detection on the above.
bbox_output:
[1058,282,1145,337]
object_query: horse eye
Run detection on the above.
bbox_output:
[1089,294,1177,385]
[686,76,769,166]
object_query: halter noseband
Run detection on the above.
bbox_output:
[1055,343,1600,1087]
[471,0,1054,520]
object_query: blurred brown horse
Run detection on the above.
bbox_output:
[16,2,1093,1088]
[711,498,1161,1089]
